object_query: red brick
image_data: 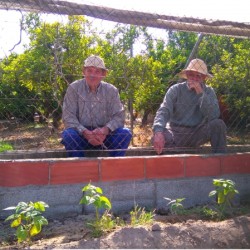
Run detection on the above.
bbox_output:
[221,154,250,174]
[185,156,221,177]
[146,156,184,179]
[50,160,99,185]
[101,158,144,181]
[0,161,49,187]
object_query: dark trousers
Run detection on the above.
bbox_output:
[61,127,132,157]
[164,119,227,153]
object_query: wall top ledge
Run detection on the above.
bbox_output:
[0,151,249,163]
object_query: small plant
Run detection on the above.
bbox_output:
[3,201,49,243]
[130,205,154,226]
[209,178,239,219]
[80,183,112,220]
[164,197,186,215]
[0,141,13,152]
[79,183,113,237]
[89,210,125,237]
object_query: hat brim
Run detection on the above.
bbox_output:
[178,69,213,79]
[84,65,108,71]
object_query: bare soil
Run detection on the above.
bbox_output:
[1,211,250,249]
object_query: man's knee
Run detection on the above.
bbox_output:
[209,119,227,132]
[116,127,132,140]
[62,128,80,143]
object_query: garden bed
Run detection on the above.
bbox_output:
[1,205,250,249]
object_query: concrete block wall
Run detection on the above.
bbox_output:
[1,153,250,218]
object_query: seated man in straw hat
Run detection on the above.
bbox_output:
[61,55,132,157]
[152,58,227,154]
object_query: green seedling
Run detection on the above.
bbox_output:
[80,183,113,236]
[80,183,112,220]
[164,197,186,215]
[209,178,239,219]
[4,201,49,243]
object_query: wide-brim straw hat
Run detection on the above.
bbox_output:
[84,55,107,70]
[178,58,213,79]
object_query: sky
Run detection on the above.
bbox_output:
[0,0,249,58]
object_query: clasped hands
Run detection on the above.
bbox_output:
[83,127,110,146]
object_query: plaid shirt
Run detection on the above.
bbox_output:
[62,79,125,133]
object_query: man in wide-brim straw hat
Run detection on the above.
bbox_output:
[61,55,132,157]
[152,58,227,154]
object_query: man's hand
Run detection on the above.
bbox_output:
[153,132,165,155]
[92,127,109,144]
[83,129,102,146]
[83,127,110,146]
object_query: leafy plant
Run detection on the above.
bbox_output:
[3,201,49,243]
[164,197,186,215]
[130,205,155,226]
[209,178,239,219]
[79,183,114,236]
[80,183,112,220]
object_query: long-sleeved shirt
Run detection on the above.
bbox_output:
[153,82,220,132]
[62,79,125,133]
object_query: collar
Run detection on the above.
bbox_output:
[84,79,102,93]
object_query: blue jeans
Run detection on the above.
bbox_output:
[61,127,132,157]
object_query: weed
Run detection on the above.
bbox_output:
[3,201,49,243]
[88,210,125,237]
[0,141,13,152]
[130,205,154,226]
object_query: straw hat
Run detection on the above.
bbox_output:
[84,55,107,70]
[178,58,212,79]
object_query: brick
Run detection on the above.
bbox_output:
[146,156,184,179]
[221,154,250,174]
[185,156,221,177]
[0,161,49,187]
[101,158,144,181]
[50,160,99,185]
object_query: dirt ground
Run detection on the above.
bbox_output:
[1,211,250,249]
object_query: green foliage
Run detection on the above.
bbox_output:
[4,201,49,243]
[0,141,13,152]
[1,15,250,130]
[80,183,115,237]
[209,179,239,219]
[80,183,111,220]
[0,55,36,120]
[164,197,186,215]
[129,205,154,226]
[206,36,250,129]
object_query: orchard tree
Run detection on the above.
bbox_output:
[13,14,100,128]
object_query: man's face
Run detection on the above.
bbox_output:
[83,66,106,88]
[186,70,206,90]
